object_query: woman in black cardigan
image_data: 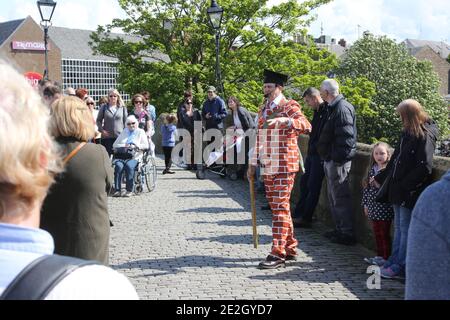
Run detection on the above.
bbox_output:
[374,99,439,280]
[225,96,256,178]
[179,98,202,170]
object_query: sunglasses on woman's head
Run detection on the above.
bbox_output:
[134,100,143,104]
[127,122,136,125]
[86,102,94,106]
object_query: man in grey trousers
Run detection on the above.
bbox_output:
[316,79,357,245]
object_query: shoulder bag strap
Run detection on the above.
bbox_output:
[63,142,87,165]
[0,255,98,300]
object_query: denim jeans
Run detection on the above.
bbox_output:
[293,154,325,222]
[386,205,412,270]
[114,159,138,192]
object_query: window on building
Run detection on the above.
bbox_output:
[61,59,130,104]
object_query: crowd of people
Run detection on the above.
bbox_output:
[0,58,448,300]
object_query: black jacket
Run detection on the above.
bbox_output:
[224,106,256,132]
[308,102,329,156]
[316,95,357,163]
[180,108,202,133]
[375,119,439,209]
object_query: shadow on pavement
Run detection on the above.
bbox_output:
[177,207,247,214]
[186,234,272,245]
[112,255,261,277]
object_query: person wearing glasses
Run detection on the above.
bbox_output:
[112,115,149,197]
[132,94,153,136]
[86,96,101,144]
[96,89,128,156]
[179,98,202,170]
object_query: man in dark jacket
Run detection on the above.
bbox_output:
[201,86,227,130]
[316,79,357,245]
[292,87,328,228]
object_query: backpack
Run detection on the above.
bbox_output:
[0,254,98,300]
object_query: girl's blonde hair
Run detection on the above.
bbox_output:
[0,62,62,219]
[362,142,392,188]
[166,113,178,125]
[49,96,95,141]
[396,99,429,138]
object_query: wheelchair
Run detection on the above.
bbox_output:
[112,148,157,195]
[133,149,158,194]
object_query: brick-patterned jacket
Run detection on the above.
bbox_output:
[251,94,311,175]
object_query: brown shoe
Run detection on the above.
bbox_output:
[258,255,286,269]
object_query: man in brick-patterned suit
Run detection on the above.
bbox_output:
[248,70,312,269]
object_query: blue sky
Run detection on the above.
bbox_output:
[2,0,449,44]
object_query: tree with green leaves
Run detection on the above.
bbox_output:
[337,33,449,145]
[90,0,340,113]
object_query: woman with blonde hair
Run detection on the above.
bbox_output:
[0,62,137,299]
[41,96,113,265]
[96,88,127,155]
[374,99,439,280]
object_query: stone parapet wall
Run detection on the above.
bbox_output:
[293,134,450,250]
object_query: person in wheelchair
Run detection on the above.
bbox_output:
[112,115,149,197]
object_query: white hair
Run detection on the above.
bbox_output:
[126,115,138,124]
[321,79,340,96]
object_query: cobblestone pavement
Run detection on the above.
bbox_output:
[109,156,404,300]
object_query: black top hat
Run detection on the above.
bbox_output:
[263,69,288,86]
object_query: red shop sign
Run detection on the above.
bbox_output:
[24,72,43,88]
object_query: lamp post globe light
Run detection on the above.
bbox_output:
[37,0,57,80]
[207,0,224,95]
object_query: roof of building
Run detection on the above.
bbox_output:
[48,26,170,63]
[403,39,450,59]
[0,18,25,47]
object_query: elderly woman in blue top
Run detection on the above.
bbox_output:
[112,115,149,197]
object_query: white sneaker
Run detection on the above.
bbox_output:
[123,191,134,197]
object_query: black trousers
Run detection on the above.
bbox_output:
[293,154,325,222]
[101,137,115,156]
[163,146,173,170]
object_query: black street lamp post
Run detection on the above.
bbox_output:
[37,0,57,80]
[207,0,224,95]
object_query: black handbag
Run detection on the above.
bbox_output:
[114,147,135,160]
[375,169,393,203]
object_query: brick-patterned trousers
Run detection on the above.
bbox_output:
[264,172,298,258]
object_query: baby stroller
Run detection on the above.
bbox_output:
[195,135,243,181]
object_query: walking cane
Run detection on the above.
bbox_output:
[249,176,259,248]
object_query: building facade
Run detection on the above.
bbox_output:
[0,16,169,103]
[403,39,450,97]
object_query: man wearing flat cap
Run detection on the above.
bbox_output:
[201,86,227,131]
[248,70,312,269]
